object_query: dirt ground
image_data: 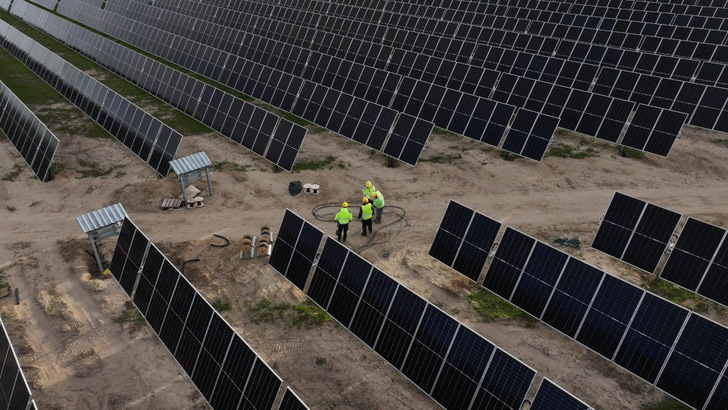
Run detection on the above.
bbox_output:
[2,102,728,410]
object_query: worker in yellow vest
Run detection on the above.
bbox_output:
[358,197,373,236]
[334,202,353,242]
[362,181,376,202]
[371,191,384,224]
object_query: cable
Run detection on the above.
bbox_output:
[181,259,201,276]
[211,234,230,247]
[312,203,410,253]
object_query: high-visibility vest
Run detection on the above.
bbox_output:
[335,208,352,224]
[363,186,376,198]
[361,204,373,220]
[373,191,384,208]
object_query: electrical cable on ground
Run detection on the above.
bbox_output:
[312,203,410,253]
[211,234,230,247]
[181,259,201,275]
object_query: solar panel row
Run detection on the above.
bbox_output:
[127,0,693,156]
[268,209,537,410]
[0,80,60,182]
[57,0,432,165]
[0,318,34,409]
[183,0,728,137]
[109,218,302,410]
[0,18,181,177]
[15,0,307,172]
[530,378,590,410]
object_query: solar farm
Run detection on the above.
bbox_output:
[2,0,728,409]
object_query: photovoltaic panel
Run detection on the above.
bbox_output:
[482,227,536,300]
[429,200,501,282]
[530,378,589,410]
[0,317,34,410]
[278,387,309,410]
[592,192,681,274]
[382,114,433,166]
[509,241,569,318]
[268,209,324,291]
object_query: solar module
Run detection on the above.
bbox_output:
[268,209,324,291]
[592,192,681,274]
[106,217,292,410]
[0,80,60,182]
[303,235,536,410]
[501,109,558,161]
[429,200,501,282]
[278,387,309,410]
[530,378,589,410]
[0,317,34,410]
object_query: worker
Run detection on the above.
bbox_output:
[362,181,376,202]
[358,197,373,236]
[371,191,384,224]
[334,202,353,242]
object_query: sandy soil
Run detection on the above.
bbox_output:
[2,107,728,410]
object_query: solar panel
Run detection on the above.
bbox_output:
[302,232,536,409]
[502,109,558,161]
[429,200,501,282]
[530,378,589,410]
[592,192,681,273]
[278,387,309,410]
[268,209,324,291]
[0,317,34,410]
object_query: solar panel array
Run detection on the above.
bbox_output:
[660,218,728,309]
[28,0,57,11]
[113,0,712,157]
[56,0,435,166]
[428,200,502,282]
[15,0,307,171]
[0,0,10,12]
[591,192,682,274]
[0,318,34,409]
[0,79,60,182]
[108,217,309,409]
[479,225,728,409]
[0,18,181,177]
[530,378,591,410]
[268,209,537,410]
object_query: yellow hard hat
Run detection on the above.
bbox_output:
[365,181,372,188]
[342,202,348,208]
[362,197,369,203]
[371,192,377,199]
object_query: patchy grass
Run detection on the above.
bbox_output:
[76,160,115,178]
[211,298,232,312]
[292,156,337,172]
[546,142,600,159]
[468,289,536,327]
[49,162,66,179]
[419,153,462,164]
[278,111,309,126]
[0,269,9,289]
[290,300,330,329]
[212,161,250,172]
[710,138,728,148]
[641,278,720,314]
[641,397,691,410]
[115,309,146,328]
[1,164,23,181]
[248,298,291,324]
[315,357,327,365]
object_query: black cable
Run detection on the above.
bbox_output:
[181,259,201,275]
[211,234,230,247]
[312,203,410,253]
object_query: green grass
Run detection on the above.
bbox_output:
[212,161,250,172]
[1,164,22,181]
[278,111,309,126]
[291,155,337,172]
[76,159,114,178]
[546,143,600,159]
[419,153,462,164]
[315,357,327,365]
[211,298,232,312]
[115,309,146,328]
[290,300,330,329]
[641,397,691,410]
[248,298,291,324]
[468,289,537,326]
[49,162,66,179]
[710,138,728,148]
[0,269,9,290]
[641,279,714,314]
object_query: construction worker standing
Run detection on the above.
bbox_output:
[335,202,353,242]
[362,181,376,202]
[358,197,373,236]
[371,191,385,224]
